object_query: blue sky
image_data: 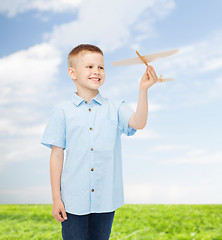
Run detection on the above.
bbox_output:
[0,0,222,204]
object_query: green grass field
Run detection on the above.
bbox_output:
[0,204,222,240]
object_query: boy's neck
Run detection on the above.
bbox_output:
[76,89,99,103]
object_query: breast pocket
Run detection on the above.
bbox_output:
[100,120,117,143]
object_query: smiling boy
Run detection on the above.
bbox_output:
[41,44,158,240]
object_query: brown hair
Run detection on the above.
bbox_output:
[68,44,103,67]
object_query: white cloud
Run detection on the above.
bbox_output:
[187,149,207,156]
[0,0,82,17]
[0,135,49,172]
[163,151,222,165]
[157,30,222,76]
[47,0,175,52]
[148,30,222,106]
[152,144,189,151]
[129,101,163,112]
[0,43,63,172]
[124,183,222,204]
[123,127,159,140]
[0,118,45,136]
[208,77,222,99]
[0,43,61,104]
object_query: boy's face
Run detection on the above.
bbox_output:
[68,51,105,93]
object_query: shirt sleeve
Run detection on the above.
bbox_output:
[118,101,137,136]
[40,106,66,149]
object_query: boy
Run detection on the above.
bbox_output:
[41,44,158,240]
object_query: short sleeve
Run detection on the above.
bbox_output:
[118,101,137,136]
[41,106,66,149]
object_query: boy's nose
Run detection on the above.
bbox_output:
[93,69,99,74]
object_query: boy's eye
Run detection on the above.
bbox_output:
[99,66,104,69]
[87,66,93,68]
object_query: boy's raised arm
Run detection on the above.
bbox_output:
[50,145,67,222]
[128,65,158,130]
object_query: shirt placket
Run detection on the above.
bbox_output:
[86,100,95,211]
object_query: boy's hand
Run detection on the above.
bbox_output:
[52,199,67,222]
[140,65,158,90]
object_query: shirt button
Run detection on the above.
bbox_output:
[91,168,94,171]
[91,189,94,192]
[89,108,91,112]
[91,148,94,151]
[90,127,93,131]
[85,100,88,104]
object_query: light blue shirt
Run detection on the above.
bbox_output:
[41,91,136,215]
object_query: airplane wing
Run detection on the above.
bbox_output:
[112,49,179,66]
[158,78,174,82]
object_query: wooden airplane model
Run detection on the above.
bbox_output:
[112,49,179,82]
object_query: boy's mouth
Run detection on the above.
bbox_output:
[89,77,101,82]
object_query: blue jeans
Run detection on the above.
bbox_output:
[61,211,115,240]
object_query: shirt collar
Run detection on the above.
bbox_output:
[72,91,103,106]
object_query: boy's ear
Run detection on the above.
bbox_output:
[68,67,77,80]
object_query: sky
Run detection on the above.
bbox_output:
[0,0,222,204]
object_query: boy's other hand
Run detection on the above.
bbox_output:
[52,199,68,222]
[140,65,158,90]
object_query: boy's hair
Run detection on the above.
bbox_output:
[68,44,103,67]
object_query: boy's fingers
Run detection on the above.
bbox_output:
[54,212,64,222]
[148,68,158,81]
[61,209,68,220]
[147,65,153,71]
